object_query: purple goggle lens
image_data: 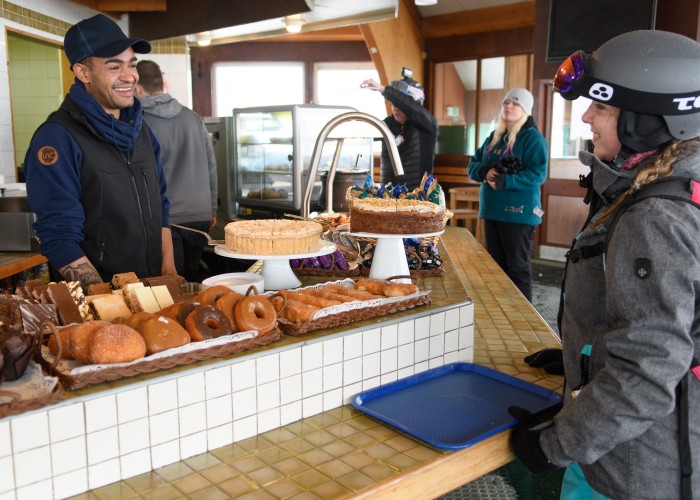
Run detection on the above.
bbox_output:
[553,50,587,95]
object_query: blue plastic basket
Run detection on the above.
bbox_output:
[352,362,562,450]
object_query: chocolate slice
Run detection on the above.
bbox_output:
[47,283,84,325]
[20,303,58,333]
[141,276,183,298]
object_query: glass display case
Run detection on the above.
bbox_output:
[231,105,375,215]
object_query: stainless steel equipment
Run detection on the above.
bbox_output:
[0,184,38,251]
[231,105,374,216]
[204,116,235,220]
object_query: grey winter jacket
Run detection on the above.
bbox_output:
[539,149,700,499]
[140,93,217,224]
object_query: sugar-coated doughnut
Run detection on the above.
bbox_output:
[185,305,232,342]
[67,320,110,363]
[214,292,244,330]
[89,324,147,364]
[280,298,319,323]
[137,315,191,355]
[354,278,385,295]
[193,285,233,306]
[233,296,277,334]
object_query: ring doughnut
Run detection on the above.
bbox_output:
[233,296,277,334]
[193,285,233,306]
[185,305,232,342]
[214,292,244,330]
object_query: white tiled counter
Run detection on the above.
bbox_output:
[0,296,473,499]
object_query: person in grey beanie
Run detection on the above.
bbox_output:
[467,87,548,301]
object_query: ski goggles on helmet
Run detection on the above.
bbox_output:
[553,50,700,116]
[391,79,425,103]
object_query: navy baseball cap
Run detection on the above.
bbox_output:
[64,14,151,68]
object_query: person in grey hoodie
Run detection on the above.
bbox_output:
[136,60,217,283]
[510,30,700,500]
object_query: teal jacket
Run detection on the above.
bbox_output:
[467,117,548,226]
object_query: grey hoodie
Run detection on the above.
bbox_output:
[539,149,700,499]
[140,93,217,224]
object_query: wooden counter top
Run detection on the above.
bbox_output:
[0,252,46,280]
[67,227,562,499]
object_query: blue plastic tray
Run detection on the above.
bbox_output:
[351,362,562,450]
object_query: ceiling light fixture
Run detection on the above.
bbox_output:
[283,15,305,33]
[195,32,212,46]
[415,0,438,5]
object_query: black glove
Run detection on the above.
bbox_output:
[508,405,562,475]
[478,165,491,181]
[525,348,564,375]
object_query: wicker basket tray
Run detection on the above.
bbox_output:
[0,361,65,419]
[40,326,282,390]
[277,287,431,336]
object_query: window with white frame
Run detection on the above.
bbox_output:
[213,62,304,117]
[315,63,386,119]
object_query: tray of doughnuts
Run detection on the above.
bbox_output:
[37,284,283,390]
[270,278,431,336]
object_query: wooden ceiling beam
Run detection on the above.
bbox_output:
[70,0,166,12]
[422,2,535,39]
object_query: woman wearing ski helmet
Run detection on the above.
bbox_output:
[509,30,700,500]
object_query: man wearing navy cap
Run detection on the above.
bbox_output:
[24,14,178,288]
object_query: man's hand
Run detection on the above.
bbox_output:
[59,257,103,288]
[361,78,384,92]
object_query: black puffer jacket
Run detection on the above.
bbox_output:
[380,86,438,188]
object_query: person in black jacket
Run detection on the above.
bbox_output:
[362,68,438,189]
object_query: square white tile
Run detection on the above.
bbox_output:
[362,328,380,355]
[257,380,280,412]
[445,308,460,331]
[257,408,280,433]
[149,409,179,446]
[460,304,474,327]
[445,329,459,353]
[256,353,279,385]
[53,469,88,500]
[362,377,380,391]
[459,325,475,350]
[415,338,429,362]
[380,324,398,350]
[380,372,398,385]
[302,343,323,371]
[444,351,459,364]
[180,431,207,460]
[231,359,256,391]
[151,440,180,469]
[0,456,14,492]
[414,316,430,340]
[343,332,362,360]
[343,382,363,404]
[397,343,414,369]
[302,368,323,398]
[0,421,10,457]
[279,348,301,377]
[323,337,343,366]
[397,320,415,345]
[429,312,446,336]
[280,401,302,426]
[322,363,343,391]
[13,446,51,487]
[232,416,257,442]
[86,427,119,465]
[380,347,397,374]
[232,387,257,419]
[49,403,85,443]
[120,449,151,480]
[458,348,474,363]
[87,458,120,490]
[179,402,206,436]
[429,334,445,359]
[280,374,302,405]
[118,418,150,455]
[363,352,380,379]
[14,479,52,500]
[206,395,233,428]
[50,435,86,475]
[177,372,206,406]
[85,395,117,433]
[429,357,445,369]
[343,357,362,385]
[302,395,322,418]
[205,366,232,400]
[207,423,233,451]
[117,387,148,423]
[397,366,414,379]
[11,411,49,453]
[148,380,178,415]
[322,388,343,411]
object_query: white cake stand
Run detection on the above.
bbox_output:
[349,231,444,283]
[214,241,336,290]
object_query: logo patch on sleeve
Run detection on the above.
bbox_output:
[635,258,652,279]
[38,146,58,166]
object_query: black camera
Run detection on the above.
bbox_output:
[496,156,523,175]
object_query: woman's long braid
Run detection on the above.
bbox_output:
[592,139,700,229]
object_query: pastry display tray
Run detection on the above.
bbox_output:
[351,362,562,450]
